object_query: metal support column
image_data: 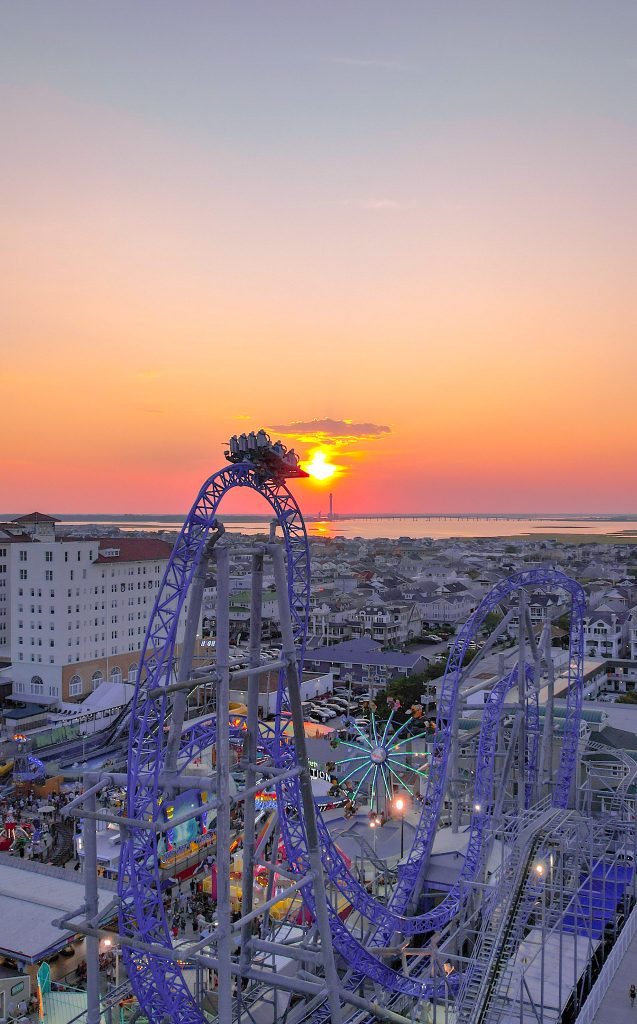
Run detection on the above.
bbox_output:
[269,541,343,1024]
[164,528,222,775]
[450,698,461,833]
[517,591,527,814]
[84,784,101,1024]
[540,608,556,793]
[239,550,264,992]
[215,542,233,1021]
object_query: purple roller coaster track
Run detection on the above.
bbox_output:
[117,462,586,1022]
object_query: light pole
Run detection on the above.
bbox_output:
[369,815,381,895]
[369,817,380,856]
[101,936,120,989]
[394,796,406,860]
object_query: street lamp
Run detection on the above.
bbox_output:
[101,937,120,988]
[394,796,406,860]
[369,817,379,855]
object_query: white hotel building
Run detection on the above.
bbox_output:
[0,513,186,705]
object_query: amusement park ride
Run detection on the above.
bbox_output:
[58,435,637,1024]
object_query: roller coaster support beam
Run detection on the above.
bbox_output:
[523,606,541,666]
[450,698,461,832]
[235,765,302,805]
[71,917,414,1024]
[540,608,556,792]
[231,659,288,680]
[83,784,101,1024]
[493,710,522,826]
[147,659,287,699]
[260,817,281,940]
[457,609,516,688]
[451,608,516,832]
[239,550,264,992]
[215,542,233,1023]
[232,873,316,930]
[269,540,343,1024]
[518,591,527,813]
[164,527,222,778]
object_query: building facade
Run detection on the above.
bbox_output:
[583,609,628,660]
[0,514,185,704]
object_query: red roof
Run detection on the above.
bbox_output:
[11,512,60,524]
[94,537,173,563]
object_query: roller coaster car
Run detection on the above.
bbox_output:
[225,432,309,483]
[248,448,309,482]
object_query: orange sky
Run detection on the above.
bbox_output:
[1,5,636,514]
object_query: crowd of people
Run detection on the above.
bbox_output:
[0,785,80,862]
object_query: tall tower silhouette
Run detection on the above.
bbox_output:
[329,492,334,519]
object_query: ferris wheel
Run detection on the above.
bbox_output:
[333,706,430,809]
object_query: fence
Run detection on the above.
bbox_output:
[574,900,637,1024]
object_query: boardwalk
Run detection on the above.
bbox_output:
[592,927,637,1024]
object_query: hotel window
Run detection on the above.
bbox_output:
[45,570,53,581]
[45,551,53,562]
[69,675,83,696]
[19,570,27,580]
[19,551,27,561]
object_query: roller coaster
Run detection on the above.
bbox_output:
[63,452,636,1024]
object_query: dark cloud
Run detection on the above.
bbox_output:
[267,418,391,446]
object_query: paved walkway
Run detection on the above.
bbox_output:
[592,927,637,1024]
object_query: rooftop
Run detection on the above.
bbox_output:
[94,537,173,563]
[308,637,425,668]
[0,854,115,962]
[10,512,60,524]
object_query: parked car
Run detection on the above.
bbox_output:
[308,705,331,719]
[312,705,337,719]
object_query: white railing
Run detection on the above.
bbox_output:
[574,901,637,1024]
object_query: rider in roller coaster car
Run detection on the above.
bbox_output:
[225,429,308,482]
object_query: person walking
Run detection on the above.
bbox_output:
[630,983,636,1007]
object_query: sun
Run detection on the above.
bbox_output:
[301,449,338,482]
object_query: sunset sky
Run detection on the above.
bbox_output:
[1,3,636,514]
